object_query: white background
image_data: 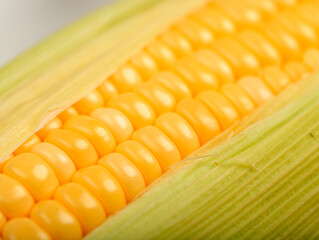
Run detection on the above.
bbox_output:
[0,0,114,67]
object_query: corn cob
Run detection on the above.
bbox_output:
[0,0,319,239]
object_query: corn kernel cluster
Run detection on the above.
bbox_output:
[1,0,319,239]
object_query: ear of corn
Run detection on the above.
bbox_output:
[0,0,319,239]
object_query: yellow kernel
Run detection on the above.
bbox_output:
[258,21,301,60]
[54,183,106,234]
[109,63,143,93]
[90,108,134,143]
[132,126,181,172]
[64,115,116,157]
[160,29,194,57]
[238,76,274,106]
[212,0,262,27]
[197,91,240,130]
[45,129,98,169]
[37,118,62,140]
[284,61,309,82]
[151,71,192,101]
[259,66,291,93]
[3,218,52,240]
[31,200,83,240]
[74,90,104,115]
[176,99,221,145]
[176,17,215,48]
[275,11,318,49]
[0,154,14,172]
[155,112,200,159]
[194,8,236,36]
[72,165,126,215]
[3,153,59,201]
[222,83,256,117]
[99,153,145,202]
[58,106,79,123]
[195,49,235,85]
[146,39,177,69]
[173,57,218,94]
[14,134,41,155]
[0,174,34,218]
[97,80,118,102]
[213,37,261,77]
[130,50,159,79]
[116,140,162,185]
[303,48,319,71]
[237,30,282,66]
[30,142,76,184]
[108,93,156,129]
[134,81,176,115]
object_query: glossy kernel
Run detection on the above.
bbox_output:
[54,183,106,234]
[0,174,34,218]
[2,218,52,240]
[173,57,218,94]
[72,165,126,215]
[160,29,194,57]
[30,142,76,184]
[3,153,59,201]
[258,21,301,60]
[37,118,62,140]
[222,83,256,117]
[176,99,221,145]
[238,76,274,106]
[64,115,116,157]
[194,8,236,36]
[99,153,145,202]
[237,30,282,66]
[132,126,181,172]
[146,39,177,69]
[45,129,98,169]
[284,61,309,82]
[213,0,262,27]
[116,140,162,185]
[130,50,159,79]
[90,107,134,143]
[151,71,192,101]
[195,49,235,85]
[108,93,156,129]
[109,63,143,93]
[155,112,200,158]
[74,90,104,115]
[135,81,176,115]
[303,48,319,71]
[259,66,291,93]
[98,80,118,102]
[213,37,261,77]
[58,106,79,123]
[31,200,83,240]
[176,17,215,48]
[14,134,41,155]
[197,91,240,130]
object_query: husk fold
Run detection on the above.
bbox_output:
[85,75,319,240]
[0,0,207,161]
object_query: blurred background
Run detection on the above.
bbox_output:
[0,0,115,67]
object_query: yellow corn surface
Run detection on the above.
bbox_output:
[1,0,319,239]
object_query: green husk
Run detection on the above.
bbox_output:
[86,74,319,240]
[0,0,207,161]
